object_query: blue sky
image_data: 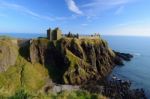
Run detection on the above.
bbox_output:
[0,0,150,36]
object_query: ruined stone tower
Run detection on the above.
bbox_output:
[47,27,62,41]
[47,28,51,40]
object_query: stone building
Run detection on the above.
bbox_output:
[47,27,62,41]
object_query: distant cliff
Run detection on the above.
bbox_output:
[0,36,132,96]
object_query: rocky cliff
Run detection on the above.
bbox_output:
[0,38,18,72]
[28,37,117,85]
[0,36,132,96]
[0,38,49,96]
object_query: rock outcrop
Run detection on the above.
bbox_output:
[113,51,133,66]
[0,39,18,72]
[0,38,49,96]
[29,38,118,85]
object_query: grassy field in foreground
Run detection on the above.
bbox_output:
[6,90,108,99]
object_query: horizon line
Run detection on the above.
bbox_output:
[1,32,150,37]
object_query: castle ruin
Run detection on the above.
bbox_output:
[78,33,100,39]
[47,27,100,40]
[47,27,62,41]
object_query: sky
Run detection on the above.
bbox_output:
[0,0,150,36]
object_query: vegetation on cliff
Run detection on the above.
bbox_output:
[0,38,49,97]
[0,36,125,98]
[3,90,107,99]
[0,39,18,72]
[28,37,116,85]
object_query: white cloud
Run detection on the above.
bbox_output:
[0,1,77,21]
[75,0,137,20]
[81,0,131,8]
[79,0,136,19]
[65,0,83,15]
[0,1,55,21]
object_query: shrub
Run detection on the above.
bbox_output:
[8,89,29,99]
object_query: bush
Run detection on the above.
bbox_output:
[8,89,29,99]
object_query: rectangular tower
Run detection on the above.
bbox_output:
[47,28,51,40]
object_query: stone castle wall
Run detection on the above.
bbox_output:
[78,34,100,39]
[62,34,100,39]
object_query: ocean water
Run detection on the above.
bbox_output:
[0,33,46,39]
[102,35,150,98]
[0,33,150,97]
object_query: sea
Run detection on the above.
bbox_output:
[102,35,150,98]
[0,33,150,98]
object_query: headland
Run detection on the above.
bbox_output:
[0,27,147,99]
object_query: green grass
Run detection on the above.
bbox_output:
[8,89,29,99]
[63,49,89,84]
[0,61,21,96]
[47,90,107,99]
[22,61,48,92]
[6,90,108,99]
[0,55,49,97]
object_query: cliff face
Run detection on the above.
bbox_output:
[0,38,49,96]
[0,36,131,96]
[29,38,116,84]
[0,39,18,72]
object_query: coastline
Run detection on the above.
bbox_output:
[0,34,148,98]
[47,75,147,99]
